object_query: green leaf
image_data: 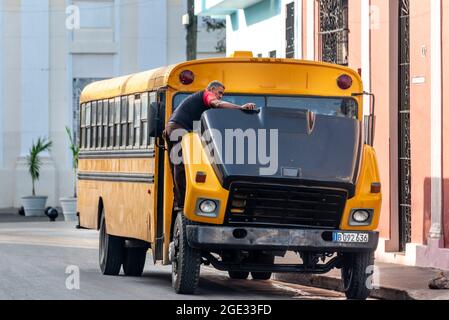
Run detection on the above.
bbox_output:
[27,137,53,195]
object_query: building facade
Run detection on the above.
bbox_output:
[196,0,449,270]
[0,0,224,209]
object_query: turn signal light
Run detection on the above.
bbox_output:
[337,74,353,90]
[371,183,381,194]
[179,70,195,85]
[195,171,207,183]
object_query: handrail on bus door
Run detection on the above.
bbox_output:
[352,92,376,147]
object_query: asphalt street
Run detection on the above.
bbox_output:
[0,216,346,300]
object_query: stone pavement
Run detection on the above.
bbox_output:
[274,257,449,300]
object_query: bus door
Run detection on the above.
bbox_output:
[149,89,166,263]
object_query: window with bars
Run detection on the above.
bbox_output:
[79,92,156,151]
[286,2,295,59]
[319,0,349,66]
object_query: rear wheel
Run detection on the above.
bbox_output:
[171,213,202,294]
[251,254,274,281]
[99,212,124,275]
[123,247,147,277]
[228,271,249,280]
[341,251,374,300]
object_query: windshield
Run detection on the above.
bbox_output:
[173,93,358,119]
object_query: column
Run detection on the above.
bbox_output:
[0,0,3,167]
[296,0,303,59]
[20,0,50,155]
[16,0,56,206]
[306,0,314,60]
[429,0,443,240]
[361,0,371,115]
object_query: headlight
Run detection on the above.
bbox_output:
[350,209,373,225]
[199,200,217,214]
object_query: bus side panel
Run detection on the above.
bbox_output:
[78,157,155,243]
[78,180,101,230]
[103,181,153,243]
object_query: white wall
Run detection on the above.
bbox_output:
[168,0,187,64]
[0,0,3,169]
[139,0,167,69]
[0,0,226,208]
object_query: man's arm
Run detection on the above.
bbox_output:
[210,99,256,110]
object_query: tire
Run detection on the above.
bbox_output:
[251,254,274,281]
[171,213,202,294]
[228,271,249,280]
[341,251,375,300]
[99,212,124,275]
[123,247,147,277]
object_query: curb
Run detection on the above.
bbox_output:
[273,273,413,300]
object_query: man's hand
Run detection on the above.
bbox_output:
[241,103,257,110]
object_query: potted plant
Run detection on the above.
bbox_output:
[60,127,80,221]
[22,137,53,217]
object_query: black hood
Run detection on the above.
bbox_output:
[200,107,361,197]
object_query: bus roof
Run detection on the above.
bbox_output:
[80,54,363,104]
[80,65,176,104]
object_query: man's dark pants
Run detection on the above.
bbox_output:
[163,122,187,209]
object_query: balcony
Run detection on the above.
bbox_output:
[195,0,264,16]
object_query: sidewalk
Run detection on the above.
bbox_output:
[274,261,449,300]
[0,207,65,223]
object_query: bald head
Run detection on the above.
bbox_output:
[207,81,225,91]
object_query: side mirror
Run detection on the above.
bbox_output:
[353,92,376,146]
[149,101,165,138]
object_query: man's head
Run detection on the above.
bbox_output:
[207,81,225,100]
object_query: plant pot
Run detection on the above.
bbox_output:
[60,197,78,222]
[22,196,48,217]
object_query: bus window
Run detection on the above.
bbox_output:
[128,95,135,147]
[222,95,265,108]
[173,93,265,110]
[109,99,115,148]
[86,103,91,149]
[267,96,358,119]
[149,92,157,147]
[102,99,108,148]
[141,93,148,147]
[134,95,141,148]
[121,96,129,148]
[80,103,86,150]
[97,101,103,149]
[114,97,121,148]
[91,101,97,149]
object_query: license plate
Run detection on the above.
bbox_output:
[332,232,369,243]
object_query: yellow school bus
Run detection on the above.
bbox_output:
[77,51,381,299]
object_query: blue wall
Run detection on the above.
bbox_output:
[244,0,281,26]
[230,0,281,31]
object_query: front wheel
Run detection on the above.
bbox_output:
[251,254,274,281]
[171,213,202,294]
[99,212,124,275]
[228,271,249,280]
[341,251,375,300]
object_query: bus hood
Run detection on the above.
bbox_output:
[199,107,361,197]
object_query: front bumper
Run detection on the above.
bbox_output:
[186,226,379,253]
